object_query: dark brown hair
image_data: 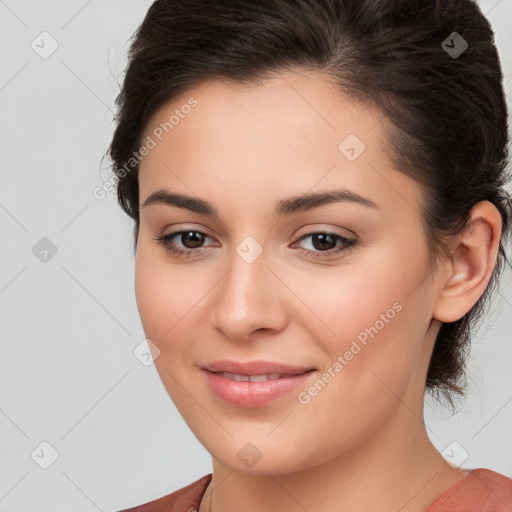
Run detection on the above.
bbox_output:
[106,0,511,403]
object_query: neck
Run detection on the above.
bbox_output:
[199,405,467,512]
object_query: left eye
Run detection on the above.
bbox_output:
[292,231,357,258]
[154,230,357,259]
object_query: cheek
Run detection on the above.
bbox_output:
[134,243,199,348]
[289,261,403,347]
[134,254,172,342]
[284,259,429,464]
[134,244,203,408]
[288,245,431,390]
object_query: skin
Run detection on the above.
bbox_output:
[134,69,502,512]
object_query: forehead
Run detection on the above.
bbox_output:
[137,70,423,218]
[141,69,380,148]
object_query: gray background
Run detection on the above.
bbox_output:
[1,1,511,511]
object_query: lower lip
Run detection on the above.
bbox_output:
[202,370,315,408]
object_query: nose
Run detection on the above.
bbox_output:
[210,243,289,342]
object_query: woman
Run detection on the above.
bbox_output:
[108,0,512,510]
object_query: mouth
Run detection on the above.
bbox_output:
[201,359,316,376]
[208,371,312,382]
[201,360,316,408]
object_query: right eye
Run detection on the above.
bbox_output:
[154,230,217,258]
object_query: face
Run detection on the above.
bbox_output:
[135,69,444,475]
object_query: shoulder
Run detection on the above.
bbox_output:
[426,468,512,511]
[117,473,212,512]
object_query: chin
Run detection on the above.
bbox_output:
[201,433,325,476]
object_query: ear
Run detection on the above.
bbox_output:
[433,201,503,323]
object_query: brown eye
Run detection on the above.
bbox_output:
[294,231,357,259]
[310,233,337,251]
[179,231,206,248]
[154,230,215,257]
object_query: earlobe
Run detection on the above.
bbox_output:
[433,201,502,323]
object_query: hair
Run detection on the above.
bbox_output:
[106,0,511,404]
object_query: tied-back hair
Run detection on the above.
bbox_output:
[106,0,511,404]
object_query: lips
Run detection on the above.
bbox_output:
[202,359,315,376]
[201,359,316,408]
[215,371,297,382]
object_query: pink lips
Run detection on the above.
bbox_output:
[202,359,314,376]
[201,359,316,408]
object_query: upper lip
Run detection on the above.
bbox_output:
[202,359,315,376]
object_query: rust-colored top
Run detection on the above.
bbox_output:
[425,468,512,511]
[118,468,512,512]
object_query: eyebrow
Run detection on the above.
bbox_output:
[142,188,378,217]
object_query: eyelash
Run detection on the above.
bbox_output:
[154,229,358,259]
